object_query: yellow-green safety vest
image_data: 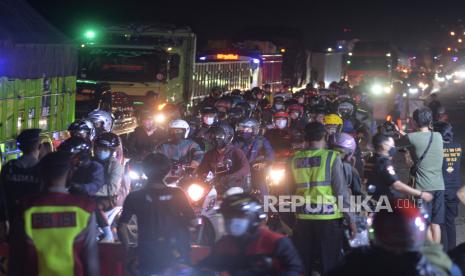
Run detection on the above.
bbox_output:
[291,149,343,220]
[24,206,91,276]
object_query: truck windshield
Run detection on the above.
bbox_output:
[79,47,167,82]
[349,56,389,71]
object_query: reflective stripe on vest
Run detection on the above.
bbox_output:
[292,149,343,220]
[24,206,91,276]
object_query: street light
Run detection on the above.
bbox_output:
[459,38,463,43]
[451,31,456,36]
[447,47,452,51]
[84,30,96,40]
[327,47,333,52]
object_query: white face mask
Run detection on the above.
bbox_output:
[275,119,287,129]
[274,104,284,111]
[203,116,215,126]
[226,218,250,237]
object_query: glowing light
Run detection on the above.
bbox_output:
[269,168,285,185]
[409,88,419,94]
[447,47,452,52]
[455,71,465,79]
[346,60,351,64]
[252,58,260,64]
[167,47,173,51]
[158,103,167,110]
[216,54,239,60]
[84,30,96,40]
[348,52,353,56]
[459,38,463,43]
[154,113,166,123]
[371,84,383,95]
[383,86,392,93]
[199,56,206,61]
[386,53,391,57]
[327,47,333,52]
[81,44,85,48]
[187,184,205,202]
[280,48,286,53]
[338,45,343,49]
[451,31,456,36]
[129,170,140,180]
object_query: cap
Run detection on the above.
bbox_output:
[16,128,42,147]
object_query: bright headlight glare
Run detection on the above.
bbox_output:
[371,84,383,95]
[154,114,166,123]
[129,170,140,180]
[187,183,205,201]
[269,168,285,184]
[455,71,465,79]
[409,88,419,94]
[383,86,392,93]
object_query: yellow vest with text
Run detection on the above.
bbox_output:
[291,149,343,220]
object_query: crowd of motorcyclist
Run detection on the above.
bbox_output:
[2,80,465,276]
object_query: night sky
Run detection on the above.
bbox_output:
[27,0,465,50]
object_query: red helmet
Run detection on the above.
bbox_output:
[287,104,304,113]
[273,111,289,120]
[372,199,427,252]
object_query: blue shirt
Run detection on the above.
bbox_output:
[234,136,275,164]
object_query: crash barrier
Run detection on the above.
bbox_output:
[0,243,211,276]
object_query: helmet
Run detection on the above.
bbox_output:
[228,107,245,122]
[237,118,260,136]
[68,119,96,141]
[324,114,343,125]
[273,111,289,129]
[231,89,242,96]
[94,132,121,150]
[211,86,223,99]
[208,122,234,148]
[235,102,252,118]
[215,98,232,111]
[88,110,113,132]
[287,104,304,118]
[329,133,356,156]
[220,193,266,236]
[337,98,356,119]
[273,111,289,120]
[200,106,218,115]
[58,136,92,163]
[372,199,427,252]
[433,121,453,142]
[169,119,190,139]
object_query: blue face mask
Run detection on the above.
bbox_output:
[96,150,111,161]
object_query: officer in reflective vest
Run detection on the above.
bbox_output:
[9,152,99,276]
[291,122,355,275]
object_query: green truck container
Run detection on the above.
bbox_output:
[0,0,77,167]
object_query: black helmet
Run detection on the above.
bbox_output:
[209,122,234,148]
[68,119,96,141]
[220,193,266,233]
[200,106,218,115]
[433,121,453,142]
[235,101,252,118]
[94,132,120,149]
[58,136,91,160]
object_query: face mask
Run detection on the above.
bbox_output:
[240,131,254,140]
[298,98,305,104]
[203,116,215,126]
[275,119,287,129]
[388,146,397,157]
[274,104,284,111]
[226,218,250,237]
[249,103,256,110]
[96,150,111,161]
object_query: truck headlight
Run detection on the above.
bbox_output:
[371,84,383,95]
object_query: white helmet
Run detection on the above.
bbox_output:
[88,110,113,132]
[169,119,190,139]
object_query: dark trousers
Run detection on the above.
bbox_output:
[293,219,344,275]
[442,189,459,251]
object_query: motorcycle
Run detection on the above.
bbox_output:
[126,158,147,191]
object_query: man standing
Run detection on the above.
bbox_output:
[0,129,42,240]
[400,107,445,243]
[291,122,356,275]
[9,151,99,276]
[118,153,195,276]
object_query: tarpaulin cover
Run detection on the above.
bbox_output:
[0,0,77,78]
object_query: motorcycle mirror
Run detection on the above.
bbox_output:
[367,184,376,195]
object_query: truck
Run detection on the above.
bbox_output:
[309,52,344,86]
[0,0,77,165]
[77,27,283,110]
[77,25,196,107]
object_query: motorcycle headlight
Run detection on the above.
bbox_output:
[154,113,166,124]
[269,168,285,185]
[383,86,392,94]
[129,170,140,180]
[409,88,419,94]
[187,183,205,202]
[370,84,383,95]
